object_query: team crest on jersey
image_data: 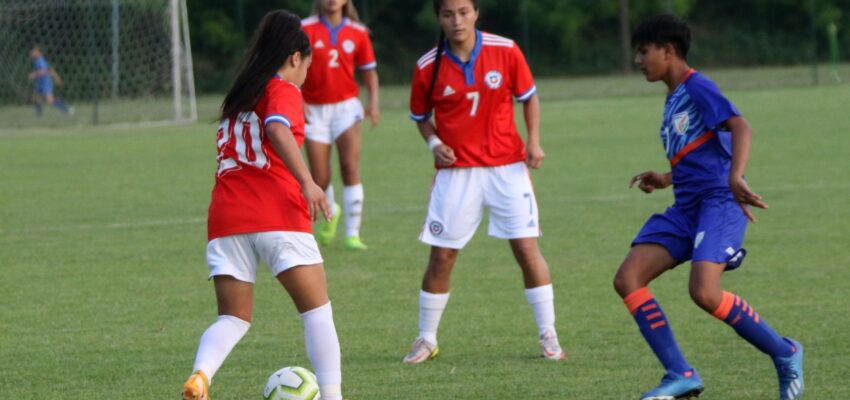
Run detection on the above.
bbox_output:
[342,39,355,54]
[673,111,690,135]
[429,221,444,236]
[485,70,503,89]
[314,40,325,49]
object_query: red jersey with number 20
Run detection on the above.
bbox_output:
[207,77,310,241]
[301,16,377,105]
[410,30,537,168]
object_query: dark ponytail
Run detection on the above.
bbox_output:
[427,0,479,106]
[220,10,312,121]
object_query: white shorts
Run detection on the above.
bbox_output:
[304,97,364,144]
[420,161,541,249]
[206,231,323,283]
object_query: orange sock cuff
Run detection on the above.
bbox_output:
[623,287,653,314]
[712,291,735,320]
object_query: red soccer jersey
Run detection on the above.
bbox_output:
[410,30,537,168]
[301,16,377,105]
[207,76,310,241]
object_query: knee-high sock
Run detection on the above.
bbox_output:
[343,184,363,237]
[52,98,70,113]
[325,184,337,215]
[301,302,342,400]
[712,291,794,358]
[525,284,556,336]
[418,290,449,345]
[33,101,43,116]
[624,287,692,374]
[192,315,251,382]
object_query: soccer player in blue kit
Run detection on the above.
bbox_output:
[28,45,73,117]
[612,15,804,400]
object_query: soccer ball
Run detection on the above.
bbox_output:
[263,366,320,400]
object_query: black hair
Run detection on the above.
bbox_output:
[426,0,480,104]
[220,10,311,120]
[631,14,691,60]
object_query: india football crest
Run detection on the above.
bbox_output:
[342,39,355,54]
[673,111,690,135]
[485,70,503,89]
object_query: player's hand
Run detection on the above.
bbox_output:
[629,171,671,193]
[729,175,768,222]
[433,144,457,168]
[301,181,331,222]
[365,101,380,129]
[526,142,545,169]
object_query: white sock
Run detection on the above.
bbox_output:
[524,284,556,337]
[192,315,251,382]
[418,290,450,345]
[325,184,337,216]
[343,184,363,237]
[301,302,342,400]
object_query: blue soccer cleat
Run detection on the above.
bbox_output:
[774,338,804,400]
[641,369,704,400]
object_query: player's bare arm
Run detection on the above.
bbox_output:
[417,120,456,168]
[629,171,672,194]
[523,95,544,169]
[266,122,330,222]
[726,115,768,222]
[362,68,380,128]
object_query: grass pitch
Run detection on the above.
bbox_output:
[1,74,848,399]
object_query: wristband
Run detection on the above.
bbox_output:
[427,136,443,152]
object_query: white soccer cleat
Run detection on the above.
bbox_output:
[402,338,439,364]
[539,329,566,360]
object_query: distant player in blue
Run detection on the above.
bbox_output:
[28,45,73,116]
[612,15,804,400]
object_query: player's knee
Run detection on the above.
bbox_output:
[613,270,633,298]
[689,284,721,312]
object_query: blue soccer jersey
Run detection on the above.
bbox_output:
[33,55,53,94]
[661,69,740,206]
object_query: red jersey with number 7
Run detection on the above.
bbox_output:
[410,30,537,168]
[301,15,377,105]
[207,76,311,241]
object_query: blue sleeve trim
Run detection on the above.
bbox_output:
[357,62,377,71]
[409,111,432,122]
[516,85,537,102]
[264,114,291,128]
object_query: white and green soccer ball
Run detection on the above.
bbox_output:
[263,366,320,400]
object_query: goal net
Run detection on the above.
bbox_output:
[0,0,196,128]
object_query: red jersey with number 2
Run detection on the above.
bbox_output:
[207,77,310,241]
[410,30,537,168]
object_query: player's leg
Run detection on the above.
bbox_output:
[333,100,366,250]
[692,196,802,399]
[185,235,258,399]
[508,237,566,360]
[406,168,482,364]
[45,92,71,114]
[31,93,44,117]
[258,231,342,400]
[306,139,339,246]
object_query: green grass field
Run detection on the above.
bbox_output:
[1,72,849,399]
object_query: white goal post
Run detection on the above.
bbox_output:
[0,0,197,127]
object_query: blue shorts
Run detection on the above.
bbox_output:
[632,192,748,265]
[35,78,53,95]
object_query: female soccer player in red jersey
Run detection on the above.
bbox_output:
[301,0,380,251]
[182,11,344,400]
[402,0,566,364]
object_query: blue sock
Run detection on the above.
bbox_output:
[624,287,693,374]
[712,291,794,359]
[34,101,43,116]
[52,99,70,113]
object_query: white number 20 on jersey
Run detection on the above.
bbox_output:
[216,113,269,177]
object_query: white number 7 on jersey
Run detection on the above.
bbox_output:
[466,91,479,116]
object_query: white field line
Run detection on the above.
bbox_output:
[2,182,847,236]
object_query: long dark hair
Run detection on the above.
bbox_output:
[220,10,311,120]
[427,0,480,103]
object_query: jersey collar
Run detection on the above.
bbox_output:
[443,29,482,86]
[319,15,348,46]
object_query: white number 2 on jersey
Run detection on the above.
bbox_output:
[328,49,340,68]
[216,112,269,177]
[466,91,480,116]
